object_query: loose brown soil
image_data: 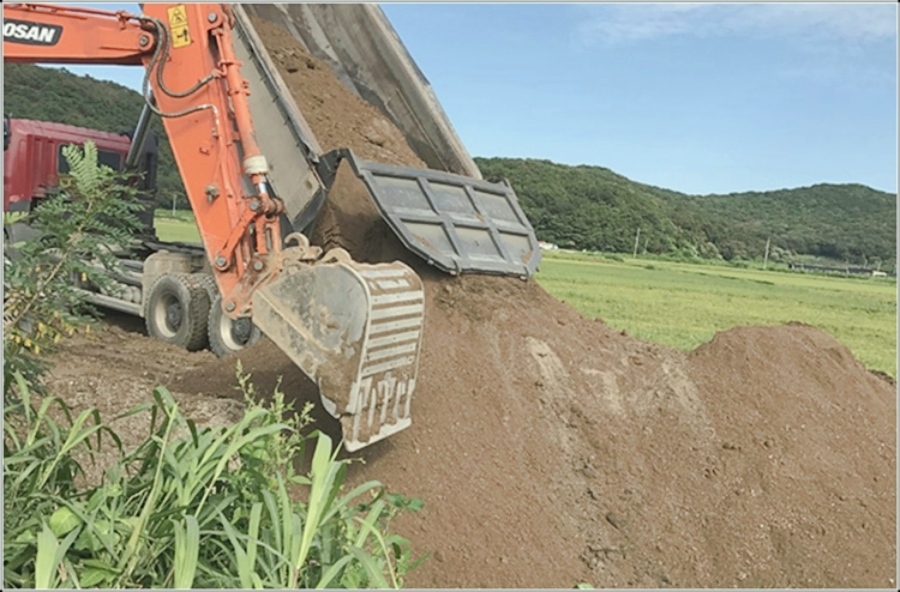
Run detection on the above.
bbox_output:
[39,13,896,589]
[250,17,427,169]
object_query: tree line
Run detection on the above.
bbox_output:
[477,157,896,271]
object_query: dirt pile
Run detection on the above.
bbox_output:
[684,324,895,587]
[171,16,896,588]
[38,14,895,589]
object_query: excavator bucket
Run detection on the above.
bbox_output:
[252,250,424,451]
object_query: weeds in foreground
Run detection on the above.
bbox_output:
[4,374,425,588]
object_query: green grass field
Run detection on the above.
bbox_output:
[153,212,896,377]
[154,210,202,243]
[536,250,896,377]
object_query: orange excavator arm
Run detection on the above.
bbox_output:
[4,2,284,317]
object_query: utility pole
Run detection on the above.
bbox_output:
[633,227,641,258]
[763,237,771,270]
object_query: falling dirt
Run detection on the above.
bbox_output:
[35,11,896,590]
[249,17,427,169]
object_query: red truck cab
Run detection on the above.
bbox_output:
[3,117,131,212]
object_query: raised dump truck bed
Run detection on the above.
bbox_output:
[230,3,541,277]
[235,2,481,179]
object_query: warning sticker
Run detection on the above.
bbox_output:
[166,5,191,48]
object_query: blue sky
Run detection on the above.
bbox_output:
[28,1,898,195]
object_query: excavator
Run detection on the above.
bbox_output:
[4,3,541,451]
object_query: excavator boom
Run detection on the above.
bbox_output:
[6,2,283,314]
[3,3,151,64]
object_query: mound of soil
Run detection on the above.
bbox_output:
[42,12,895,590]
[173,15,896,588]
[684,324,895,587]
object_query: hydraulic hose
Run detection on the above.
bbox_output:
[139,16,216,120]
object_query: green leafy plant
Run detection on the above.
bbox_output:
[4,141,143,395]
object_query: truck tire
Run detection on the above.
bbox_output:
[194,273,219,306]
[144,273,211,351]
[208,293,262,358]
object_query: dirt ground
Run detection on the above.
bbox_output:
[39,14,897,589]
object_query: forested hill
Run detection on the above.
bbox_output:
[476,157,896,270]
[673,183,895,265]
[4,63,186,203]
[5,64,894,269]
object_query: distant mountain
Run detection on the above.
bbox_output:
[5,64,894,269]
[476,157,896,270]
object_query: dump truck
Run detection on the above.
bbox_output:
[3,2,541,450]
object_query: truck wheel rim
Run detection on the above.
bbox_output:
[218,313,252,351]
[153,293,182,338]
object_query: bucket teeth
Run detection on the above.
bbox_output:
[252,256,424,451]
